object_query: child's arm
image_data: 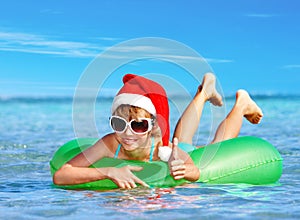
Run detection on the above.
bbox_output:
[53,163,149,189]
[52,134,149,189]
[168,138,200,182]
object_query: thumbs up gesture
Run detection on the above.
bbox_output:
[168,137,186,180]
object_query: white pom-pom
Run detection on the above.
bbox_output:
[158,146,172,162]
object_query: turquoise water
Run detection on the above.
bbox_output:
[0,95,299,219]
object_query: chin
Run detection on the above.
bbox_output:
[122,143,139,152]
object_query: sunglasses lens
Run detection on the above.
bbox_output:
[110,117,126,132]
[131,120,149,133]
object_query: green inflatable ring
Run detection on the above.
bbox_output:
[50,136,282,190]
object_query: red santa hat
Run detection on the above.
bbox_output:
[111,74,170,147]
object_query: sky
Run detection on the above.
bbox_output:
[0,0,299,97]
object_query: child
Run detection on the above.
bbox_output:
[53,73,263,189]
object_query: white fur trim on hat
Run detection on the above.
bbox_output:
[111,93,156,115]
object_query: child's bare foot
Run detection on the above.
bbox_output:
[198,73,223,106]
[236,89,263,124]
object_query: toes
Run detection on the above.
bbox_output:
[245,113,262,124]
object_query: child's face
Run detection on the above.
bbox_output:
[113,105,153,152]
[115,122,151,152]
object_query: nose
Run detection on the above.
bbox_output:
[124,125,134,135]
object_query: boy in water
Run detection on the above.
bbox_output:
[53,73,262,189]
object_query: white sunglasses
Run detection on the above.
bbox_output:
[109,115,153,134]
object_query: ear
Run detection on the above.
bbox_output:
[150,122,163,140]
[150,116,156,125]
[151,122,161,133]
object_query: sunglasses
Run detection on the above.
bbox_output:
[109,115,153,134]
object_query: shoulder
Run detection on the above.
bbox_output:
[93,133,120,156]
[99,133,119,145]
[67,133,119,166]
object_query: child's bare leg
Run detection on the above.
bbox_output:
[173,73,223,144]
[211,89,263,144]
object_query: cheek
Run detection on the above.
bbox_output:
[138,135,147,141]
[137,133,151,144]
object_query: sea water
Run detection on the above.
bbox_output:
[0,95,299,219]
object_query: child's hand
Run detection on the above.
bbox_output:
[106,166,149,189]
[168,137,186,180]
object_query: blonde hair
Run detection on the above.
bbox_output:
[113,104,162,140]
[114,104,151,120]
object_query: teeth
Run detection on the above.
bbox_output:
[123,138,136,144]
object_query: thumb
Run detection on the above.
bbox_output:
[172,137,179,160]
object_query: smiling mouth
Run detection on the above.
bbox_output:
[122,138,138,145]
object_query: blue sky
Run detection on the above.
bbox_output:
[0,0,299,97]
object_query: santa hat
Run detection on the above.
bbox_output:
[111,74,170,148]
